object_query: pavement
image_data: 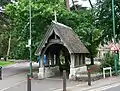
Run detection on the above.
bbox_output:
[3,75,120,91]
[55,76,120,91]
[0,62,120,91]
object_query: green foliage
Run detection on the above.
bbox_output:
[3,0,102,61]
[100,52,114,69]
[0,61,14,66]
[96,0,120,43]
[74,10,101,59]
[4,0,69,59]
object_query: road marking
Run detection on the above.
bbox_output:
[53,82,86,91]
[88,82,120,91]
[46,78,63,81]
[53,81,120,91]
[0,80,26,91]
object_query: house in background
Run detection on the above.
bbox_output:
[97,40,120,58]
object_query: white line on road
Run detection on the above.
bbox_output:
[89,82,120,91]
[53,81,120,91]
[0,80,26,91]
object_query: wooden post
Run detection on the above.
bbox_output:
[27,74,31,91]
[63,70,66,91]
[88,69,91,86]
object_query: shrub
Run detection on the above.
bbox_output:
[90,65,101,73]
[100,52,115,71]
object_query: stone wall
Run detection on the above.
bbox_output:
[76,72,113,82]
[37,66,60,79]
[69,66,87,80]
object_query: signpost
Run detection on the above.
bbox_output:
[37,56,40,67]
[43,55,47,65]
[112,0,117,75]
[111,45,118,75]
[43,55,46,78]
[29,0,32,77]
[119,50,120,66]
[114,51,118,74]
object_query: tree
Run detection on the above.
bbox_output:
[74,10,102,65]
[0,0,11,60]
[95,0,120,43]
[4,0,72,59]
[4,0,102,62]
[64,0,70,11]
[88,0,93,8]
[70,0,101,65]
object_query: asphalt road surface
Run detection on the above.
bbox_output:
[1,62,120,91]
[0,62,39,91]
[105,85,120,91]
[4,78,80,91]
[2,61,39,78]
[0,62,80,91]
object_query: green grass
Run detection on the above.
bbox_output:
[0,61,15,66]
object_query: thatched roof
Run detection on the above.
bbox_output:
[35,21,89,55]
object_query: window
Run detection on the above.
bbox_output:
[75,54,79,67]
[79,55,81,65]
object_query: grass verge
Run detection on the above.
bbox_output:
[0,60,15,66]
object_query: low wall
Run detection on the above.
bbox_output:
[69,66,114,81]
[37,66,60,79]
[76,72,113,82]
[69,66,87,80]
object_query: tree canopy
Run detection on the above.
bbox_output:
[95,0,120,43]
[1,0,116,65]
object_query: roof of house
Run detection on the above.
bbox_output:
[35,21,89,55]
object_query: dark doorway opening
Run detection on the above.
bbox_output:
[45,44,70,77]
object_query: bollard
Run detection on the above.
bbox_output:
[63,70,66,91]
[88,69,91,86]
[27,74,31,91]
[0,66,2,80]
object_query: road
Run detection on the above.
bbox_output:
[0,62,39,91]
[2,61,39,78]
[105,85,120,91]
[0,62,120,91]
[4,78,81,91]
[0,62,80,91]
[3,78,120,91]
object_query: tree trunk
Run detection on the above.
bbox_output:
[6,35,11,61]
[71,0,77,11]
[64,0,70,11]
[88,0,93,8]
[90,55,94,65]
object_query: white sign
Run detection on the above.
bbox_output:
[28,39,31,46]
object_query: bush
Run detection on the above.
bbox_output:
[90,65,101,73]
[100,52,115,71]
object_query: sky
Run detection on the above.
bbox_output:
[0,0,97,12]
[69,0,96,7]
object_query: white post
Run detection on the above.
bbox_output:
[103,69,105,78]
[103,67,112,78]
[110,68,112,77]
